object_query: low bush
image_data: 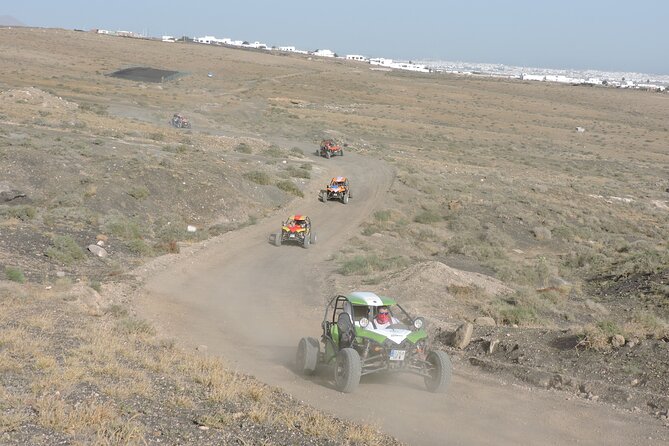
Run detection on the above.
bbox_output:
[0,205,36,221]
[276,180,303,197]
[103,213,144,240]
[414,209,441,224]
[243,171,272,185]
[45,235,86,265]
[5,266,25,283]
[286,165,311,179]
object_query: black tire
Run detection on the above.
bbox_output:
[342,193,349,204]
[274,232,282,247]
[334,348,361,393]
[340,148,344,156]
[296,337,319,375]
[320,192,327,202]
[303,236,310,249]
[325,151,331,159]
[310,233,317,244]
[424,350,452,393]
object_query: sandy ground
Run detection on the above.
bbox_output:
[136,152,668,446]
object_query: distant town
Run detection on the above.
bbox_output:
[91,27,669,92]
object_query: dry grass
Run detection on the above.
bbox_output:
[0,281,400,444]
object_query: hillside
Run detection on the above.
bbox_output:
[1,27,668,445]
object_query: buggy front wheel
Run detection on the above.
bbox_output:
[274,232,282,247]
[334,348,361,393]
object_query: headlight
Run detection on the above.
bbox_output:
[359,317,369,328]
[413,317,425,330]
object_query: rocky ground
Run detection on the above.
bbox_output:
[1,27,668,444]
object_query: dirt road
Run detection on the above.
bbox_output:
[137,152,668,446]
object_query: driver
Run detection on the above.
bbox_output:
[373,306,399,329]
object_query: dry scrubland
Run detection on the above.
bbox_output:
[1,27,669,442]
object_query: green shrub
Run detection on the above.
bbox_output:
[45,235,86,265]
[243,171,272,185]
[156,221,187,244]
[103,214,144,240]
[373,210,392,222]
[276,180,304,197]
[286,166,311,179]
[127,239,154,256]
[263,146,284,158]
[5,266,25,283]
[414,209,442,224]
[89,280,102,293]
[127,186,150,200]
[0,205,36,221]
[490,300,538,326]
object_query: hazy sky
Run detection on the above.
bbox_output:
[4,0,668,74]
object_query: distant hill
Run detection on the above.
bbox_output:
[0,15,25,26]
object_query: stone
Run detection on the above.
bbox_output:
[88,244,108,258]
[611,334,625,348]
[452,322,473,349]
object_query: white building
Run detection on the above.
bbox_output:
[195,35,224,44]
[244,41,269,49]
[313,49,335,57]
[370,58,393,66]
[278,46,296,52]
[162,35,176,43]
[346,54,367,62]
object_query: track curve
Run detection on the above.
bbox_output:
[137,152,668,446]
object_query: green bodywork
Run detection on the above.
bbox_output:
[346,294,396,306]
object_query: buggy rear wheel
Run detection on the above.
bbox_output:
[274,232,282,247]
[310,233,317,244]
[424,350,452,393]
[334,348,361,393]
[342,193,349,204]
[320,192,327,202]
[303,236,310,249]
[296,337,319,375]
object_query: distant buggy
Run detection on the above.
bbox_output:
[273,215,317,248]
[296,291,452,393]
[317,139,344,159]
[171,113,191,129]
[320,177,352,204]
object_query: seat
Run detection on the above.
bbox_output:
[337,312,355,349]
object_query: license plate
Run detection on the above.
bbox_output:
[389,350,405,361]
